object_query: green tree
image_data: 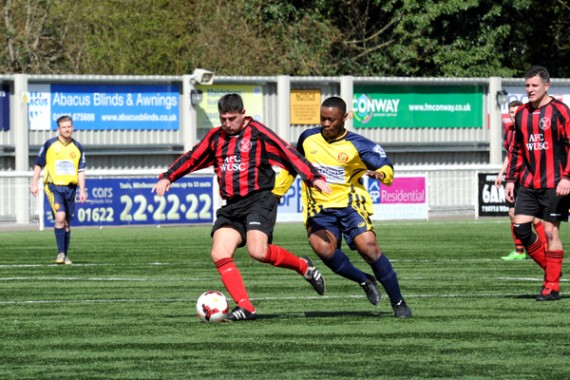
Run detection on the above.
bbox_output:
[1,0,82,73]
[1,0,569,78]
[77,0,193,75]
[320,0,522,77]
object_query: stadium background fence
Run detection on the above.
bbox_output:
[2,74,568,226]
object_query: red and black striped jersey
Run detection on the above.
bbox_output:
[506,97,570,189]
[502,122,515,154]
[160,117,323,200]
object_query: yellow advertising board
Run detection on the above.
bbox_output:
[290,89,321,125]
[196,84,264,130]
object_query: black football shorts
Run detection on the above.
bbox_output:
[211,190,278,246]
[515,186,570,222]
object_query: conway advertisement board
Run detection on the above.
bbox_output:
[353,85,484,128]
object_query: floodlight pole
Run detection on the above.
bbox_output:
[340,76,354,130]
[489,77,503,165]
[14,74,30,224]
[182,74,196,152]
[276,75,290,139]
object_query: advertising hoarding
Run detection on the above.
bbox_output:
[1,84,9,131]
[353,85,483,128]
[43,176,214,227]
[277,175,428,222]
[477,172,508,217]
[28,83,180,130]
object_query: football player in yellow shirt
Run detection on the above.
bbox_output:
[30,115,87,265]
[274,96,411,318]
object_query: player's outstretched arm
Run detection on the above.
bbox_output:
[152,178,171,197]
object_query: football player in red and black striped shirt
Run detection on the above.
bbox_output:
[153,93,331,320]
[496,100,547,261]
[506,65,570,301]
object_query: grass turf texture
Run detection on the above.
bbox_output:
[1,220,569,379]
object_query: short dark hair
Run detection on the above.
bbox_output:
[218,93,244,114]
[321,96,347,114]
[508,100,523,108]
[57,115,73,126]
[525,65,550,84]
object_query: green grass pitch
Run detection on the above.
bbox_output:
[1,220,569,379]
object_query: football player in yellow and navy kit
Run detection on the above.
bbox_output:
[30,115,87,265]
[274,96,412,318]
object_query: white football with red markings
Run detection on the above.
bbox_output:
[196,290,229,323]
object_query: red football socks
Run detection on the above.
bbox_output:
[533,220,548,250]
[526,238,546,269]
[215,257,255,312]
[511,223,525,254]
[264,244,307,275]
[544,250,564,291]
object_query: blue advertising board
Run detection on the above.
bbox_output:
[277,177,304,222]
[43,177,214,227]
[29,83,180,130]
[1,84,9,131]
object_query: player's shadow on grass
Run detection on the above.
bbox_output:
[256,310,391,320]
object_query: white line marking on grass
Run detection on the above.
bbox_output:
[0,298,196,305]
[0,262,206,268]
[497,276,568,282]
[1,290,563,306]
[392,259,499,263]
[0,264,46,268]
[403,276,567,283]
[0,276,211,282]
[0,276,148,281]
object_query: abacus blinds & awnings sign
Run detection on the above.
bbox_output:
[27,83,180,130]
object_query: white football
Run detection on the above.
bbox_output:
[196,290,229,322]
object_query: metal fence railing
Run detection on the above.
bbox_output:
[0,165,501,228]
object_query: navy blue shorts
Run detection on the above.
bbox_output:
[45,183,77,223]
[515,186,570,222]
[211,190,278,247]
[307,207,374,250]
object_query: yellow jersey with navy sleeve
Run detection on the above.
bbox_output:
[35,137,86,186]
[274,127,393,220]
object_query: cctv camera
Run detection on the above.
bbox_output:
[192,68,215,85]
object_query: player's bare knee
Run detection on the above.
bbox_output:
[358,246,381,264]
[247,247,267,262]
[309,240,335,259]
[210,249,232,262]
[313,247,335,260]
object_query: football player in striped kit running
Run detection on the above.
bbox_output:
[153,93,331,321]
